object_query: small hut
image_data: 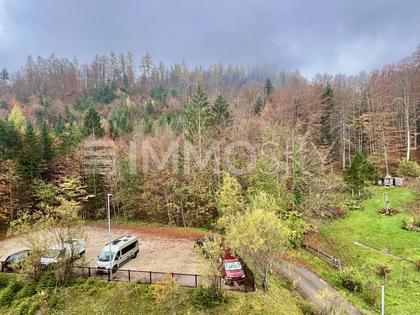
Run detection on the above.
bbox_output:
[378,175,403,187]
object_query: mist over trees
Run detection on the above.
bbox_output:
[0,47,419,226]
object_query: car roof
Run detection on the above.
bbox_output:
[102,234,138,252]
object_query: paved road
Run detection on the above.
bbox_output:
[275,259,361,315]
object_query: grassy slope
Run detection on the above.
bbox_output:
[289,187,420,315]
[0,274,309,315]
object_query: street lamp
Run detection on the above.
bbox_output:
[107,193,113,280]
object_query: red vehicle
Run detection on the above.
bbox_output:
[221,253,246,285]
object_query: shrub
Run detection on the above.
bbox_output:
[191,284,225,308]
[332,205,348,218]
[403,215,420,232]
[16,282,37,299]
[338,267,364,292]
[415,260,420,272]
[396,159,420,178]
[363,281,380,307]
[377,264,391,279]
[0,273,10,289]
[345,199,363,211]
[0,281,23,306]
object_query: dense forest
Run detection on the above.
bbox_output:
[0,48,419,227]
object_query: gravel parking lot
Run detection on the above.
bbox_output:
[0,225,205,275]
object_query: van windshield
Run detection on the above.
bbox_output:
[98,251,115,262]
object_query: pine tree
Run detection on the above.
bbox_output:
[40,120,54,180]
[54,114,65,135]
[253,96,264,115]
[183,86,213,144]
[344,152,378,194]
[145,100,154,117]
[293,150,303,206]
[264,78,273,101]
[8,105,26,133]
[320,83,334,146]
[83,107,105,138]
[212,94,231,127]
[0,68,9,81]
[40,120,54,162]
[17,122,43,184]
[0,119,21,159]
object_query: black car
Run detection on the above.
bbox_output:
[3,250,31,271]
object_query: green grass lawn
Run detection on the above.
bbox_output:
[289,187,420,315]
[0,273,309,315]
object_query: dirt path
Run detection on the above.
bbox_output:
[275,259,361,315]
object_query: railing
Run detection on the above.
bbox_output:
[73,266,202,288]
[0,261,255,292]
[302,243,342,270]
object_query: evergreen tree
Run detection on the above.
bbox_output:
[40,120,54,162]
[0,119,21,159]
[344,152,378,194]
[253,96,264,115]
[54,114,65,135]
[320,83,334,146]
[183,86,213,144]
[0,68,9,81]
[8,105,26,133]
[293,150,303,206]
[109,103,133,138]
[83,107,105,137]
[145,99,154,117]
[40,121,54,181]
[85,172,106,219]
[264,78,273,101]
[211,94,231,127]
[17,122,43,184]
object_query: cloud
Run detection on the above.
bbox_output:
[0,0,419,78]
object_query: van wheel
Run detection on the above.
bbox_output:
[133,252,138,258]
[112,266,117,273]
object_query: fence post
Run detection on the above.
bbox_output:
[88,267,91,277]
[149,271,152,284]
[128,270,131,282]
[171,272,174,279]
[108,270,110,282]
[1,261,3,272]
[195,274,198,287]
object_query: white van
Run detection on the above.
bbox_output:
[41,239,85,267]
[95,234,139,273]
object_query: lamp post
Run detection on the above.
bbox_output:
[107,193,113,280]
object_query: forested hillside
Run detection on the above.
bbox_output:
[0,48,419,226]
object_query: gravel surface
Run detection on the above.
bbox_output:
[0,225,204,275]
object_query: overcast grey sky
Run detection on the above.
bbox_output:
[0,0,419,78]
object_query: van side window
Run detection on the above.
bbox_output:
[121,242,137,255]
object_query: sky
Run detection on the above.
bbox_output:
[0,0,419,78]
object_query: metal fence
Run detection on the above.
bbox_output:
[1,262,255,292]
[73,266,202,287]
[303,243,342,269]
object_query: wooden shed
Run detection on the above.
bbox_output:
[378,175,403,187]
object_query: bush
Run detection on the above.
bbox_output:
[377,264,391,279]
[403,215,420,232]
[332,205,348,218]
[415,260,420,272]
[345,199,363,211]
[0,273,10,289]
[0,281,23,306]
[396,159,420,178]
[363,281,380,307]
[338,267,364,292]
[191,284,225,308]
